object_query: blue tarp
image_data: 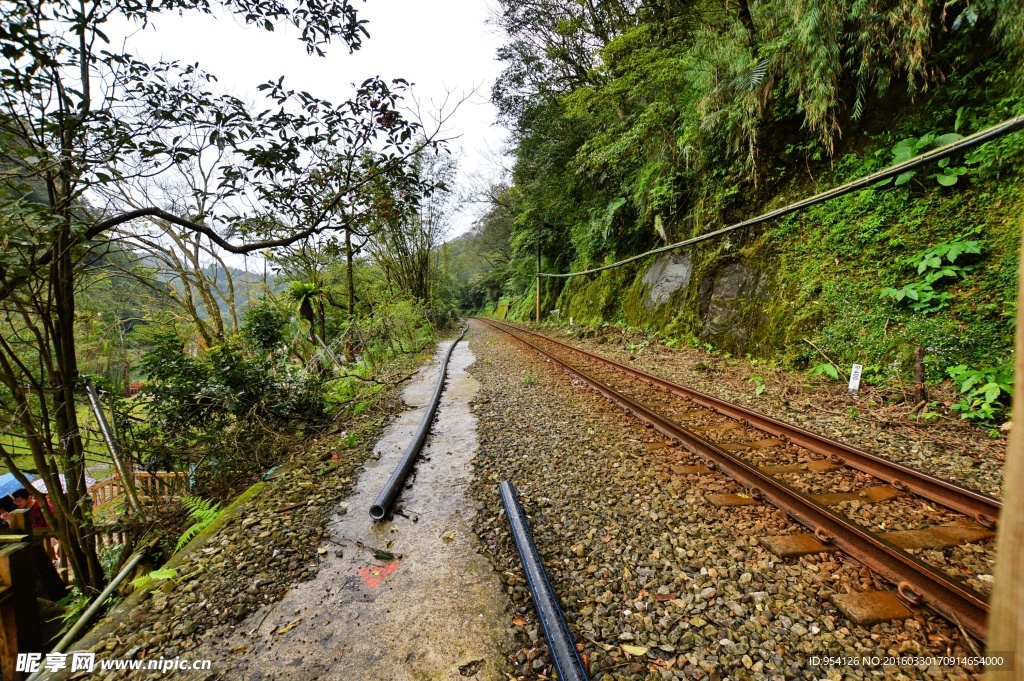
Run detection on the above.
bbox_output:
[0,472,37,497]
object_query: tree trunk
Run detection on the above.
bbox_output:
[734,0,758,52]
[344,228,356,362]
[986,225,1024,679]
[51,218,105,590]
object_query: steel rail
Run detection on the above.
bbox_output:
[479,318,990,642]
[369,325,468,521]
[500,481,590,681]
[484,319,1001,526]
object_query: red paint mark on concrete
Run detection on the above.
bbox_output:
[358,562,399,587]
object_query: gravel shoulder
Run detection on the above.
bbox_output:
[467,319,985,681]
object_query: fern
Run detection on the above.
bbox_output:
[130,568,178,592]
[749,59,769,89]
[175,495,222,552]
[54,587,91,635]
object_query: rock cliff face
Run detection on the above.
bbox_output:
[641,253,692,312]
[555,246,777,357]
[699,262,770,352]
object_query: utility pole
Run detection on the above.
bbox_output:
[85,380,141,512]
[535,241,541,324]
[987,224,1024,679]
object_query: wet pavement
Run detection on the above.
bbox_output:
[197,335,511,680]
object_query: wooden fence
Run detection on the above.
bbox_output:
[133,471,187,503]
[0,510,49,680]
[88,470,187,511]
[0,471,186,676]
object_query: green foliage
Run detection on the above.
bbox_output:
[879,232,982,312]
[484,0,1020,292]
[175,496,222,551]
[946,363,1013,424]
[98,543,124,580]
[808,363,840,381]
[142,334,325,434]
[130,568,179,591]
[287,281,324,329]
[748,375,767,396]
[55,587,91,636]
[138,333,326,484]
[241,299,289,352]
[886,132,967,187]
[471,0,1020,432]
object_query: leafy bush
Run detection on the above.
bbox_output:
[886,132,967,187]
[880,232,982,313]
[138,333,326,487]
[241,299,288,352]
[55,588,91,635]
[947,363,1013,424]
[142,334,325,435]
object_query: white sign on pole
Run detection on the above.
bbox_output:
[848,364,863,395]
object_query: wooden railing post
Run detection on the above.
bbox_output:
[9,510,67,600]
[0,541,43,680]
[7,509,31,537]
[988,225,1024,678]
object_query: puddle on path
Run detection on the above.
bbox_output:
[197,337,510,680]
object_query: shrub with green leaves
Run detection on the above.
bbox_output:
[888,132,967,187]
[880,232,982,313]
[138,333,326,484]
[946,363,1013,424]
[241,299,289,352]
[142,333,325,435]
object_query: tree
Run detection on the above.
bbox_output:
[366,147,457,306]
[97,138,248,347]
[0,0,444,591]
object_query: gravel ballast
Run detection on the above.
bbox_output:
[467,320,988,681]
[541,324,1005,500]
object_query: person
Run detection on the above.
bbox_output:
[0,495,13,528]
[12,488,48,528]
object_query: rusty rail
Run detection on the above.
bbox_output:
[484,319,1001,524]
[478,318,992,642]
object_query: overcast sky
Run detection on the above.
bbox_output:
[117,0,510,238]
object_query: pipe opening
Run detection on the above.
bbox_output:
[369,504,386,520]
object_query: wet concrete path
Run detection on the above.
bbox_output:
[197,335,511,680]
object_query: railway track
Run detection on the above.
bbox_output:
[478,318,1000,644]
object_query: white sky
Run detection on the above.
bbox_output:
[116,0,510,238]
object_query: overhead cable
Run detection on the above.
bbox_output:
[539,114,1024,279]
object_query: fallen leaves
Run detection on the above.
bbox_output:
[277,619,301,636]
[621,644,648,657]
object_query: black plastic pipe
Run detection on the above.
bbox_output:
[499,481,590,681]
[369,325,469,520]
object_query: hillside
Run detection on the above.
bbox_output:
[447,0,1024,429]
